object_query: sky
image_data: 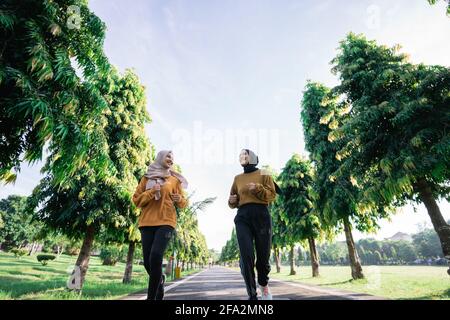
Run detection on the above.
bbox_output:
[1,0,449,251]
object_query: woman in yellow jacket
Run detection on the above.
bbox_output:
[133,150,188,300]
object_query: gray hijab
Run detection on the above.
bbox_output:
[144,150,188,197]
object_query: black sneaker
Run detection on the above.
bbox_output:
[156,274,166,300]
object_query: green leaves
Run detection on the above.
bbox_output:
[220,228,239,262]
[277,155,323,244]
[334,34,450,203]
[0,0,113,186]
[0,9,15,30]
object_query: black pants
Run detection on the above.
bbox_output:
[139,225,174,300]
[234,203,272,299]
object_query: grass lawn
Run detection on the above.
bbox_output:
[268,265,450,300]
[0,251,201,300]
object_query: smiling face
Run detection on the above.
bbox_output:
[164,152,174,168]
[239,150,249,166]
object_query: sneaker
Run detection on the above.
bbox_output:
[259,284,272,300]
[155,274,166,300]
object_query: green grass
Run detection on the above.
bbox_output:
[0,251,202,300]
[267,265,450,300]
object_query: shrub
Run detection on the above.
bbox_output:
[37,254,56,265]
[99,246,123,266]
[11,248,28,258]
[64,243,80,256]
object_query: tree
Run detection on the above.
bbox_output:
[373,250,382,265]
[97,68,153,285]
[40,232,69,257]
[390,246,398,262]
[0,0,111,185]
[0,209,4,245]
[260,165,285,274]
[413,228,443,259]
[331,33,450,274]
[301,82,383,279]
[220,228,239,264]
[208,249,219,264]
[319,242,346,265]
[170,194,214,270]
[270,196,287,273]
[396,241,418,263]
[0,195,43,251]
[28,69,152,291]
[278,154,322,277]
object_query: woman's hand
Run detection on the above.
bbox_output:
[229,194,238,204]
[170,193,181,203]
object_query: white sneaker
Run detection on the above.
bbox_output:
[259,284,272,300]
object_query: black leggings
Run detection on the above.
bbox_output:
[234,203,272,299]
[139,225,174,300]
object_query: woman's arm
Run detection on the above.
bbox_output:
[174,181,188,209]
[251,174,276,203]
[132,177,156,208]
[228,179,239,209]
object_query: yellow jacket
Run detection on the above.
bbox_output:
[228,169,277,209]
[133,175,188,228]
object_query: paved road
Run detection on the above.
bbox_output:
[121,266,385,300]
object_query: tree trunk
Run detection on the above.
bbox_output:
[28,242,36,256]
[415,178,450,275]
[289,246,296,275]
[69,225,95,291]
[308,237,320,277]
[166,256,173,277]
[274,245,281,273]
[343,218,364,280]
[33,242,39,255]
[122,242,135,284]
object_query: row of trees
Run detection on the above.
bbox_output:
[166,195,215,273]
[288,228,446,266]
[300,32,449,277]
[220,32,449,278]
[0,192,213,280]
[0,0,211,291]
